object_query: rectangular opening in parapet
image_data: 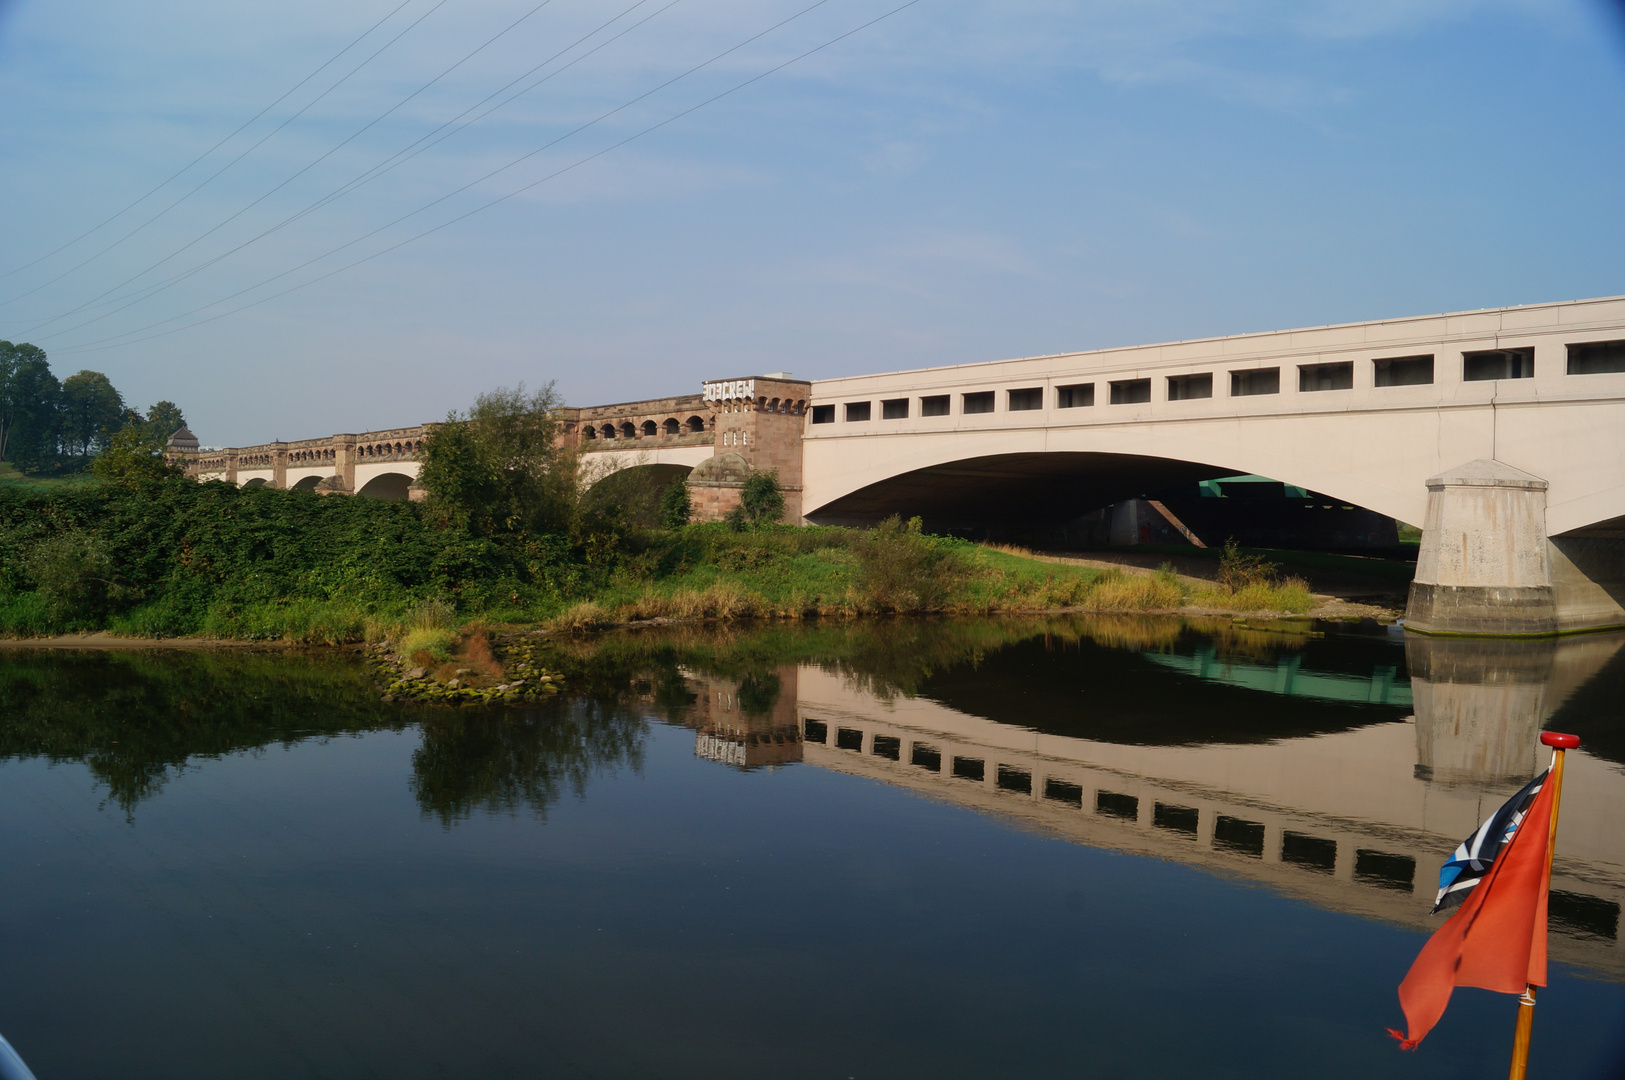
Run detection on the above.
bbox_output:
[844,402,871,422]
[1567,339,1625,375]
[881,398,909,420]
[951,756,985,782]
[810,404,835,424]
[1213,815,1265,857]
[871,735,901,761]
[1007,387,1043,411]
[1095,791,1138,821]
[962,391,995,414]
[803,719,828,744]
[1373,355,1434,387]
[911,743,942,771]
[1230,368,1280,397]
[920,394,950,417]
[1299,361,1353,392]
[996,765,1032,794]
[835,727,864,751]
[1152,803,1199,836]
[1354,849,1415,892]
[1166,373,1212,401]
[1044,778,1083,806]
[1463,347,1534,381]
[1549,890,1620,941]
[1109,379,1151,405]
[1056,383,1094,408]
[1281,831,1337,874]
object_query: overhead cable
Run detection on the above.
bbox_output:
[56,0,927,355]
[0,0,413,285]
[0,0,452,310]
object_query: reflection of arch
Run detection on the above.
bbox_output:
[357,472,413,500]
[686,415,706,433]
[241,477,269,488]
[642,420,658,437]
[664,417,681,436]
[290,475,323,492]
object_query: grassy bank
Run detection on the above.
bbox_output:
[0,476,1317,645]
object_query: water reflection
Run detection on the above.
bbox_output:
[2,618,1620,983]
[606,618,1624,982]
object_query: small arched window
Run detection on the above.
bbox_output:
[601,425,616,439]
[686,415,705,433]
[620,422,636,439]
[582,426,596,439]
[641,420,658,437]
[664,418,680,435]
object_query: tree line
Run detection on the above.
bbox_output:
[0,339,187,473]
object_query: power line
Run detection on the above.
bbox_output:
[0,0,451,310]
[0,0,414,285]
[57,0,927,356]
[23,0,674,340]
[18,0,574,337]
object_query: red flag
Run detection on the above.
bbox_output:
[1388,775,1554,1049]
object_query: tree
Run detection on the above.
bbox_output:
[140,400,188,444]
[0,341,61,469]
[416,384,576,537]
[91,423,182,488]
[60,370,125,459]
[729,469,785,528]
[659,477,692,528]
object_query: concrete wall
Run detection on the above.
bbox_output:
[801,295,1625,536]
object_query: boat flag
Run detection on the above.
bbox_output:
[1387,760,1557,1049]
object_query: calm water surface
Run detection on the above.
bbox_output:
[2,616,1623,1079]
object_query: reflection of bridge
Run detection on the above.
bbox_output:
[182,295,1625,633]
[673,632,1625,981]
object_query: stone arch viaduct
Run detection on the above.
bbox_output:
[178,294,1625,636]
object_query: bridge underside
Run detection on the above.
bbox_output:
[806,452,1231,531]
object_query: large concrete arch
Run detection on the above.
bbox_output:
[289,475,324,493]
[578,445,715,489]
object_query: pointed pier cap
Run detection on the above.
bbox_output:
[1425,458,1547,491]
[1540,732,1581,749]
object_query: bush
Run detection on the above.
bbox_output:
[728,470,785,528]
[659,479,692,528]
[1217,539,1279,592]
[856,515,958,612]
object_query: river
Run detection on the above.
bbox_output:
[1,615,1622,1078]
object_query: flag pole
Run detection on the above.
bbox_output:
[1507,731,1580,1080]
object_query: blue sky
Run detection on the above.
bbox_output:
[1,0,1622,445]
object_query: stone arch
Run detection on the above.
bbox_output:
[620,422,637,439]
[601,424,617,439]
[582,425,597,440]
[290,475,323,492]
[357,472,413,500]
[641,420,658,437]
[686,415,706,433]
[241,477,269,489]
[664,417,681,436]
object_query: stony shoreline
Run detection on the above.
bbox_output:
[365,635,564,706]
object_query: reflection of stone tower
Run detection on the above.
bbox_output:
[677,665,804,769]
[1408,634,1625,786]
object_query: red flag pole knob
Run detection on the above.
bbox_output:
[1540,732,1581,750]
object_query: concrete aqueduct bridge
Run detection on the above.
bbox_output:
[180,295,1625,637]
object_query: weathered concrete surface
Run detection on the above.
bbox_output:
[1406,459,1557,635]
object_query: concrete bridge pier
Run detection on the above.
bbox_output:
[1406,459,1625,636]
[1405,460,1556,636]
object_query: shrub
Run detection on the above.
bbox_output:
[729,470,785,528]
[659,479,692,528]
[1217,539,1279,592]
[856,515,958,612]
